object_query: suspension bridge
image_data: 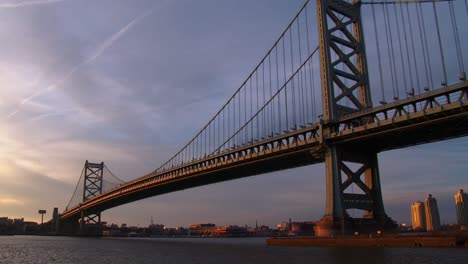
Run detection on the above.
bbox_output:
[58,0,468,236]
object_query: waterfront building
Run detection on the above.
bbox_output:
[424,194,441,231]
[454,189,468,226]
[188,223,216,237]
[411,201,426,231]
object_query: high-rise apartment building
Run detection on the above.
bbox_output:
[411,201,426,231]
[424,194,441,231]
[454,189,468,226]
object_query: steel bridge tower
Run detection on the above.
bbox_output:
[80,160,104,235]
[315,0,392,236]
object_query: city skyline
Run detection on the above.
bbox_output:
[0,0,467,228]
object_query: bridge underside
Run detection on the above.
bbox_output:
[71,146,325,217]
[336,104,468,152]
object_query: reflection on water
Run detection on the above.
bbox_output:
[0,236,467,264]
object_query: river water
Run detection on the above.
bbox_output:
[0,236,467,264]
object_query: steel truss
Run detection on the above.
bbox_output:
[316,0,390,235]
[80,161,104,229]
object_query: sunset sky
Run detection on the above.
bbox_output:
[0,0,467,228]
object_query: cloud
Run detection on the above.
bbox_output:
[6,7,154,119]
[0,198,25,205]
[87,9,154,63]
[0,0,65,9]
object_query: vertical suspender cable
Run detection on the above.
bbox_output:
[371,0,386,103]
[385,3,399,100]
[405,4,421,95]
[399,3,415,95]
[297,16,306,125]
[382,4,397,101]
[269,54,275,136]
[262,62,266,138]
[276,46,281,133]
[256,70,259,140]
[300,11,310,124]
[393,4,405,99]
[283,37,289,131]
[416,2,431,91]
[305,4,316,122]
[432,0,448,86]
[448,0,465,80]
[250,77,253,141]
[238,90,241,144]
[289,29,297,129]
[419,2,434,89]
[244,83,247,142]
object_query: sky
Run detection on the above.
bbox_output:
[0,0,467,228]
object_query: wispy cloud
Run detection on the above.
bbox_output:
[0,0,65,8]
[27,109,78,122]
[87,9,154,63]
[0,198,25,205]
[6,8,154,119]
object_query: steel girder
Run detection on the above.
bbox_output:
[317,0,388,227]
[80,161,103,228]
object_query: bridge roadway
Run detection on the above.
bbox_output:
[60,81,468,222]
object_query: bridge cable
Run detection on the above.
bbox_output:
[214,47,319,153]
[382,3,398,101]
[275,45,282,132]
[299,12,310,124]
[392,4,406,98]
[448,0,465,79]
[269,51,275,136]
[416,1,433,90]
[385,3,399,100]
[304,4,317,122]
[103,165,125,184]
[283,37,289,131]
[262,61,266,139]
[431,0,448,86]
[256,69,259,140]
[250,75,253,142]
[155,0,314,172]
[370,0,387,103]
[245,77,248,142]
[399,4,415,96]
[65,165,85,211]
[297,16,305,126]
[405,4,422,95]
[233,91,236,148]
[289,29,297,130]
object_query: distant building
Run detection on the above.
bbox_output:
[424,194,441,231]
[188,223,216,237]
[213,225,248,237]
[454,189,468,226]
[411,201,426,231]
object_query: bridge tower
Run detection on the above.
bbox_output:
[79,160,104,236]
[315,0,392,236]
